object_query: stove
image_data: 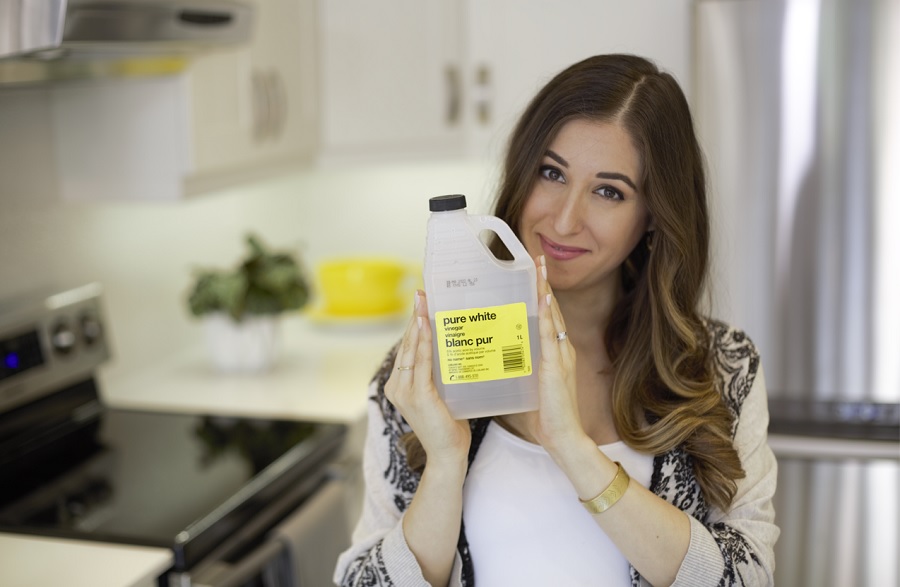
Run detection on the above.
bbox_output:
[0,285,348,586]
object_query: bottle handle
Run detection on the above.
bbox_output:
[472,215,533,265]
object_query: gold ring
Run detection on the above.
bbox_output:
[396,365,413,371]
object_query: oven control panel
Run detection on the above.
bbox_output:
[0,284,110,413]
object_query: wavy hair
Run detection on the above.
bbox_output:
[490,54,744,511]
[403,55,744,512]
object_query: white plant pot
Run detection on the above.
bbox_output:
[203,313,279,373]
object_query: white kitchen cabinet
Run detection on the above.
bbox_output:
[50,0,318,201]
[49,0,693,200]
[316,0,464,164]
[462,0,694,162]
[315,0,692,165]
[186,0,318,192]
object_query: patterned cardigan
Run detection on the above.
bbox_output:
[334,320,779,586]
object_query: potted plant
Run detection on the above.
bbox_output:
[187,233,310,373]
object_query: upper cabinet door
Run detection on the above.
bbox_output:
[315,0,692,165]
[463,0,693,161]
[317,0,464,163]
[187,0,317,191]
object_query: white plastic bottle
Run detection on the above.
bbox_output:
[423,194,541,419]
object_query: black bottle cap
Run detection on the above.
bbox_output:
[429,194,467,212]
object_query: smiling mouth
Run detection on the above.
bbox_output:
[540,235,589,260]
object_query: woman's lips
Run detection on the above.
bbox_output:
[539,235,589,261]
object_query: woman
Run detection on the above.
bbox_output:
[334,54,778,587]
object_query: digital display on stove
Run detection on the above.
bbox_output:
[0,329,44,382]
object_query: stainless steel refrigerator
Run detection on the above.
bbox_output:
[693,0,899,585]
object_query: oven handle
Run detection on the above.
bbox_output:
[188,474,349,587]
[204,540,285,587]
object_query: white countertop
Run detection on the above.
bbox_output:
[0,534,174,587]
[1,315,404,587]
[100,315,405,422]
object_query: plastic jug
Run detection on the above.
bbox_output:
[423,194,540,419]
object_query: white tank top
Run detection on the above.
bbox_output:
[462,422,654,586]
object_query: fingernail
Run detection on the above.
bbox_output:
[545,293,552,306]
[540,255,546,267]
[414,291,420,310]
[541,265,547,281]
[417,316,423,329]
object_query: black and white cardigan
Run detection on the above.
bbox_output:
[334,320,779,586]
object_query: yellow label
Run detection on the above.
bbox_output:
[434,302,532,384]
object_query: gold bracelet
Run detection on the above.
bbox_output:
[579,461,630,514]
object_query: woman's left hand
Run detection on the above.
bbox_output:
[521,255,585,453]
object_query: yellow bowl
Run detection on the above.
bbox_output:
[316,257,420,317]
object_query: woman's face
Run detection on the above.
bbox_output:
[519,118,651,297]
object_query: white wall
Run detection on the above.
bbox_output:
[0,85,496,381]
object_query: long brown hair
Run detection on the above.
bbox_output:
[404,54,744,512]
[493,54,744,511]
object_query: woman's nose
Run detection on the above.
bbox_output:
[553,190,584,235]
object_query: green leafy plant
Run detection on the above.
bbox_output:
[187,234,310,321]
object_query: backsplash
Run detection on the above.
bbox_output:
[0,85,496,380]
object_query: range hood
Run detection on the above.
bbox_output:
[0,0,254,84]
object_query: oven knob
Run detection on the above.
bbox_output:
[80,312,103,346]
[51,320,77,355]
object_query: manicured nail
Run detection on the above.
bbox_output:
[541,265,547,281]
[417,316,423,329]
[540,255,546,267]
[545,293,552,306]
[414,291,420,310]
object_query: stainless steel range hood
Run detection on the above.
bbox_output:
[0,0,254,84]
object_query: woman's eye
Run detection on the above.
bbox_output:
[596,186,624,201]
[539,165,565,183]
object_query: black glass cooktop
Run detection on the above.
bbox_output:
[0,379,346,570]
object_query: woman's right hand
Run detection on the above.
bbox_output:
[384,291,471,586]
[383,290,472,468]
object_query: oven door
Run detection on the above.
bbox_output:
[177,474,350,587]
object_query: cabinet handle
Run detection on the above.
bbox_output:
[252,69,271,141]
[445,64,461,126]
[475,64,491,126]
[251,69,288,142]
[270,71,288,139]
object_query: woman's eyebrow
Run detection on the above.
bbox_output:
[545,149,638,191]
[545,150,568,167]
[596,171,637,191]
